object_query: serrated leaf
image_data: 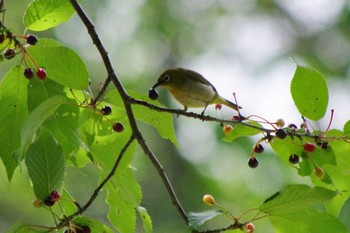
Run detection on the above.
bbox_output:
[0,66,28,180]
[270,211,347,233]
[259,185,336,214]
[25,129,65,199]
[24,0,80,31]
[223,122,262,142]
[27,39,89,89]
[137,206,153,233]
[290,66,328,120]
[105,90,179,147]
[73,216,114,233]
[188,210,224,230]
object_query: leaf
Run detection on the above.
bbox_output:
[105,90,179,147]
[269,211,347,233]
[0,66,28,180]
[338,197,350,231]
[137,206,153,233]
[17,95,67,161]
[27,39,89,89]
[290,66,328,120]
[25,129,65,200]
[24,0,80,31]
[259,184,336,214]
[188,210,224,230]
[343,120,350,136]
[5,222,48,233]
[223,122,262,142]
[73,216,114,233]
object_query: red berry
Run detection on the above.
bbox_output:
[253,143,264,153]
[246,222,255,233]
[49,190,61,201]
[26,34,38,45]
[248,157,259,168]
[232,115,240,121]
[4,48,16,59]
[148,89,159,100]
[304,142,316,153]
[113,122,124,132]
[24,68,34,79]
[275,128,287,139]
[215,104,222,110]
[101,105,112,115]
[36,68,47,80]
[289,154,299,164]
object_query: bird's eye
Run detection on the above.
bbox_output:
[163,74,171,82]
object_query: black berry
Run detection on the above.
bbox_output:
[26,35,38,45]
[288,123,297,130]
[4,49,16,59]
[24,68,34,79]
[248,157,259,168]
[113,122,124,132]
[101,105,112,115]
[289,154,299,164]
[36,68,47,80]
[148,88,159,100]
[253,143,264,153]
[275,128,287,139]
[76,226,91,233]
[43,196,55,207]
[0,33,5,44]
[320,142,328,149]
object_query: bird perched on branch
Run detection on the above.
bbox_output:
[151,68,241,114]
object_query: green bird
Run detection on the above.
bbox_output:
[152,68,241,114]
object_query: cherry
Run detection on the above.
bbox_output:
[232,115,240,121]
[288,123,297,130]
[4,48,16,59]
[246,222,255,233]
[36,68,47,80]
[215,104,222,111]
[49,190,61,201]
[101,105,112,115]
[24,68,34,79]
[223,125,233,134]
[26,35,38,45]
[113,122,124,132]
[275,128,287,139]
[148,88,159,100]
[248,157,259,168]
[289,154,299,164]
[253,143,264,153]
[43,196,55,207]
[202,194,215,206]
[304,142,316,153]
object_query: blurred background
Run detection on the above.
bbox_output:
[1,0,350,232]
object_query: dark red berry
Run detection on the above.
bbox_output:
[319,142,328,149]
[275,128,287,139]
[36,68,47,80]
[26,34,38,45]
[148,88,159,100]
[113,122,124,132]
[248,157,259,168]
[253,143,264,153]
[76,226,91,233]
[288,123,297,130]
[0,34,5,44]
[4,48,16,59]
[43,196,55,207]
[304,142,316,153]
[24,68,34,79]
[101,105,112,115]
[49,190,61,201]
[232,115,240,121]
[289,154,299,164]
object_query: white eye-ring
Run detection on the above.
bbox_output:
[163,74,171,82]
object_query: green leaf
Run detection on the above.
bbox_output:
[188,210,224,230]
[259,184,336,214]
[24,0,80,31]
[269,211,347,233]
[105,90,179,147]
[338,197,350,231]
[27,39,89,89]
[137,206,153,233]
[5,222,49,233]
[25,129,65,199]
[17,95,68,161]
[223,122,262,142]
[290,66,328,120]
[73,216,114,233]
[0,66,28,180]
[343,120,350,136]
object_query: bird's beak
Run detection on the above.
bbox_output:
[152,82,160,89]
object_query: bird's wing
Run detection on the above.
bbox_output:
[185,69,218,93]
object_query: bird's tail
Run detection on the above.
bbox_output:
[217,96,241,111]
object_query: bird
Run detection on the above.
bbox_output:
[152,68,241,114]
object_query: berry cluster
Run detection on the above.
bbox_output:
[98,105,125,133]
[0,26,47,80]
[43,190,61,207]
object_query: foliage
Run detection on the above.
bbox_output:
[1,1,350,233]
